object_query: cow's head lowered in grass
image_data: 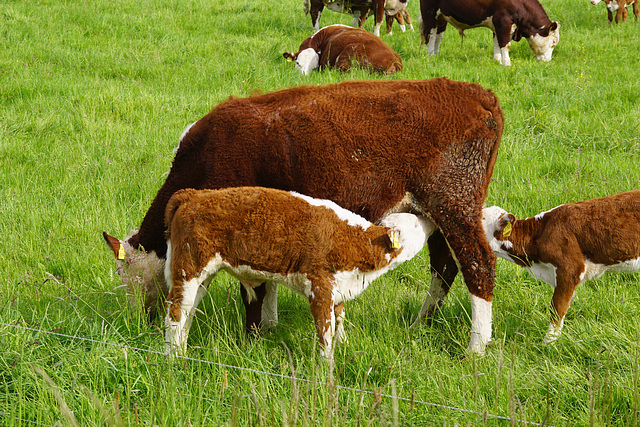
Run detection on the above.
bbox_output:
[104,78,503,354]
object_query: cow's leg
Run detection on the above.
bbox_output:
[357,8,369,28]
[165,275,209,356]
[240,281,272,334]
[372,0,385,36]
[261,282,278,329]
[403,9,414,31]
[633,0,639,21]
[411,230,459,328]
[420,2,440,53]
[607,9,613,23]
[493,20,513,65]
[334,301,347,345]
[386,14,397,34]
[309,0,324,30]
[544,265,582,344]
[308,282,336,360]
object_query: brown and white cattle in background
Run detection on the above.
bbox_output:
[387,6,414,34]
[420,0,560,66]
[322,0,412,35]
[103,78,504,354]
[283,25,402,74]
[163,187,433,358]
[590,0,639,24]
[482,190,640,343]
[306,0,408,36]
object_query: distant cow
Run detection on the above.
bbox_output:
[323,0,413,34]
[420,0,560,66]
[590,0,639,24]
[103,78,504,354]
[387,6,414,34]
[306,0,408,36]
[163,187,433,358]
[283,25,403,74]
[482,190,640,343]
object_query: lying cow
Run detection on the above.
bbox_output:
[590,0,639,24]
[482,190,640,343]
[283,25,403,74]
[420,0,560,66]
[306,0,408,36]
[163,187,433,358]
[103,78,504,354]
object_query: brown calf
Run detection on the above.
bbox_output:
[104,78,503,354]
[163,187,433,358]
[590,0,639,24]
[283,25,402,74]
[482,190,640,343]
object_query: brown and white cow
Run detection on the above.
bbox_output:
[283,25,402,74]
[590,0,639,24]
[420,0,560,66]
[163,187,434,358]
[103,78,504,354]
[482,190,640,343]
[387,6,414,34]
[306,0,408,36]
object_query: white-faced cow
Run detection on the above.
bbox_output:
[306,0,408,36]
[283,25,402,75]
[420,0,560,66]
[482,190,640,343]
[163,187,433,359]
[103,78,504,354]
[590,0,639,24]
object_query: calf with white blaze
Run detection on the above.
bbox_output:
[482,190,640,343]
[103,78,504,354]
[283,25,402,75]
[420,0,560,66]
[163,187,433,358]
[590,0,639,24]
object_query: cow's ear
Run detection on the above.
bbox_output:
[103,232,126,260]
[549,22,558,32]
[498,214,516,239]
[283,52,297,62]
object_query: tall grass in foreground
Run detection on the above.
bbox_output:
[1,0,640,424]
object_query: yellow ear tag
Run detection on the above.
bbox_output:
[286,56,294,62]
[391,230,400,249]
[502,222,512,238]
[117,244,126,260]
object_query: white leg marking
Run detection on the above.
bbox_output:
[164,277,208,356]
[426,28,438,54]
[543,317,565,344]
[410,275,447,328]
[399,24,406,32]
[467,294,492,355]
[493,36,502,62]
[335,307,348,345]
[261,282,279,330]
[500,46,511,66]
[319,308,337,360]
[352,17,359,27]
[373,22,381,37]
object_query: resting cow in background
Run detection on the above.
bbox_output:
[103,77,504,354]
[283,25,402,74]
[163,187,433,359]
[590,0,639,24]
[482,190,640,343]
[420,0,560,66]
[306,0,408,36]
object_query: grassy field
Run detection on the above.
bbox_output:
[2,0,640,424]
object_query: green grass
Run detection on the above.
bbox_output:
[1,0,640,424]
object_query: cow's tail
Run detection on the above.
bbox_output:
[164,188,198,236]
[304,0,310,15]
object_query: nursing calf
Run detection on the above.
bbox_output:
[103,78,503,354]
[482,190,640,343]
[283,25,402,74]
[164,187,433,358]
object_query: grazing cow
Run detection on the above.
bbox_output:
[103,77,504,354]
[306,0,408,36]
[163,187,434,358]
[420,0,560,66]
[590,0,639,24]
[482,190,640,343]
[283,25,403,75]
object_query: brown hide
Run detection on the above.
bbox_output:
[164,187,398,321]
[284,25,402,73]
[488,190,640,337]
[124,78,503,338]
[307,0,389,34]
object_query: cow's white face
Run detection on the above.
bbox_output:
[104,231,168,317]
[481,207,514,257]
[527,23,560,62]
[295,48,320,75]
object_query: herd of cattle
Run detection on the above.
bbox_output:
[102,0,640,359]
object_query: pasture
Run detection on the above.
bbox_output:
[1,0,640,424]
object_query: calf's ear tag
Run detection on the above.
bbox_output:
[502,222,512,238]
[117,244,126,260]
[391,230,400,249]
